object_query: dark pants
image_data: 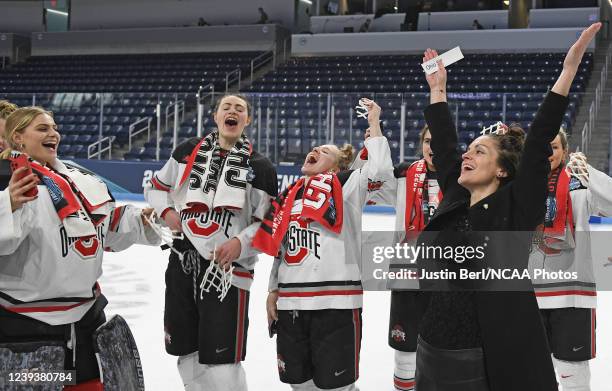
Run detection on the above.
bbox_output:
[164,255,249,364]
[0,295,107,384]
[276,309,362,389]
[415,336,490,391]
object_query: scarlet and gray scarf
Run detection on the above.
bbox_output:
[11,154,111,238]
[179,130,252,212]
[252,173,343,256]
[544,166,574,238]
[404,159,442,240]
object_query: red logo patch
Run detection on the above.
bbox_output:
[187,218,220,237]
[391,324,406,342]
[73,237,100,259]
[284,219,311,265]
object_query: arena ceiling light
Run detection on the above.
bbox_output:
[300,0,313,5]
[46,8,69,16]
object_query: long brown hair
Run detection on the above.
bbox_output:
[418,124,430,155]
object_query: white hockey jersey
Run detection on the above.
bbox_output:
[358,158,441,290]
[529,165,612,309]
[0,159,159,325]
[268,136,395,310]
[144,137,278,291]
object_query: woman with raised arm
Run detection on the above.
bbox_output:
[144,94,278,391]
[386,125,441,391]
[529,130,612,391]
[353,124,441,391]
[257,99,395,391]
[413,23,601,391]
[0,107,160,390]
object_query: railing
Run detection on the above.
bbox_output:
[128,117,153,152]
[272,37,291,70]
[250,50,274,83]
[0,90,593,164]
[225,68,241,92]
[581,122,590,154]
[329,105,335,143]
[196,83,215,137]
[165,99,185,134]
[582,42,611,154]
[88,136,114,159]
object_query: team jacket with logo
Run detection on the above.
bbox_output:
[268,137,394,310]
[0,160,159,326]
[529,165,612,309]
[144,137,278,291]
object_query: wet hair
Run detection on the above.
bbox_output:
[213,94,252,118]
[337,144,355,170]
[0,106,54,159]
[484,123,526,186]
[0,100,18,120]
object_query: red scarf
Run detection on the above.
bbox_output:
[359,148,368,160]
[252,173,343,256]
[29,160,108,227]
[404,159,441,240]
[544,167,574,237]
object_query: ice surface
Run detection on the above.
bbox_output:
[100,204,612,390]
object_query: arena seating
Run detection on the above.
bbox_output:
[0,52,261,93]
[247,53,590,94]
[1,51,593,162]
[0,52,265,159]
[239,52,592,162]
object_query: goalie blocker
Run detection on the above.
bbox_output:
[93,315,145,391]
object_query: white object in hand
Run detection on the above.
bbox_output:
[566,152,589,187]
[421,46,464,75]
[355,99,369,120]
[143,211,184,258]
[200,245,234,302]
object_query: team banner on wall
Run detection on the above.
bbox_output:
[71,159,303,195]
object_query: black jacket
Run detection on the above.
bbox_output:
[417,92,569,391]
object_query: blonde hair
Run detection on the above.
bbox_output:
[0,106,53,159]
[337,144,355,170]
[0,100,18,120]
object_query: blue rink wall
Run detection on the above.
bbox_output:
[73,158,612,223]
[70,158,302,194]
